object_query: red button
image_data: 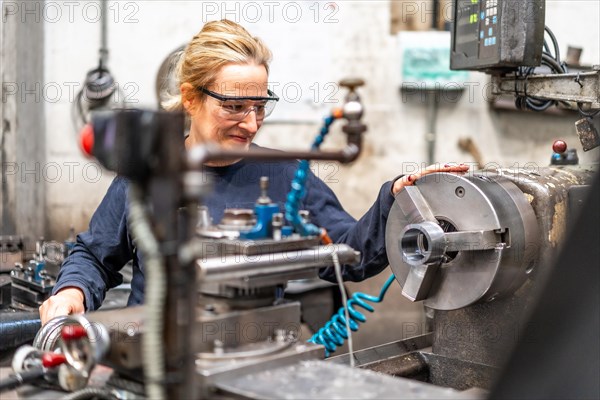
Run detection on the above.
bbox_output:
[552,140,567,154]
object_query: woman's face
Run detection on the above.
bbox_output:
[184,63,269,154]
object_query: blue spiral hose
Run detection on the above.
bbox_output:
[308,275,396,357]
[285,115,338,236]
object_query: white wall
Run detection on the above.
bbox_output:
[41,0,600,237]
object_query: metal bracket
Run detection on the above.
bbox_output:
[492,70,600,109]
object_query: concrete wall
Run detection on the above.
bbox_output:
[1,1,46,241]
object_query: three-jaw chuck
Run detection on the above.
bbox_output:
[386,172,541,310]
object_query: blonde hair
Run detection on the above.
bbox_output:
[162,20,272,111]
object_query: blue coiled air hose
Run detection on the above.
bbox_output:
[308,274,397,357]
[285,114,338,237]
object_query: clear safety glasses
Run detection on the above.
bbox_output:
[199,87,279,121]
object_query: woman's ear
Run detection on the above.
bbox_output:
[180,83,196,114]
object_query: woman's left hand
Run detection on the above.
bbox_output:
[392,163,470,196]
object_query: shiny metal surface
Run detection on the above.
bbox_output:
[197,244,360,283]
[197,342,324,397]
[443,230,501,251]
[215,360,483,400]
[396,186,438,224]
[329,333,433,367]
[32,315,72,352]
[386,172,540,310]
[399,220,446,266]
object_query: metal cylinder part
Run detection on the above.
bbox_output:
[400,221,447,266]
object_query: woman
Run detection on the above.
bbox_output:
[40,20,468,325]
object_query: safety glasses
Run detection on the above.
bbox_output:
[198,87,279,121]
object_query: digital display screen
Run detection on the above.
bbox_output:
[451,0,545,70]
[454,0,481,59]
[452,0,501,68]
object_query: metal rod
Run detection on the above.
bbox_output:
[197,244,360,282]
[99,0,108,68]
[187,143,361,170]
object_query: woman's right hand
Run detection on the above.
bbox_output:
[39,287,85,325]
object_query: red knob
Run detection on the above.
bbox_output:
[79,123,94,156]
[61,325,88,341]
[552,140,567,154]
[42,352,67,368]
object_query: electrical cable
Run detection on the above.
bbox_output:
[544,26,561,64]
[541,52,565,73]
[543,39,551,56]
[127,184,166,400]
[515,26,566,112]
[577,103,600,118]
